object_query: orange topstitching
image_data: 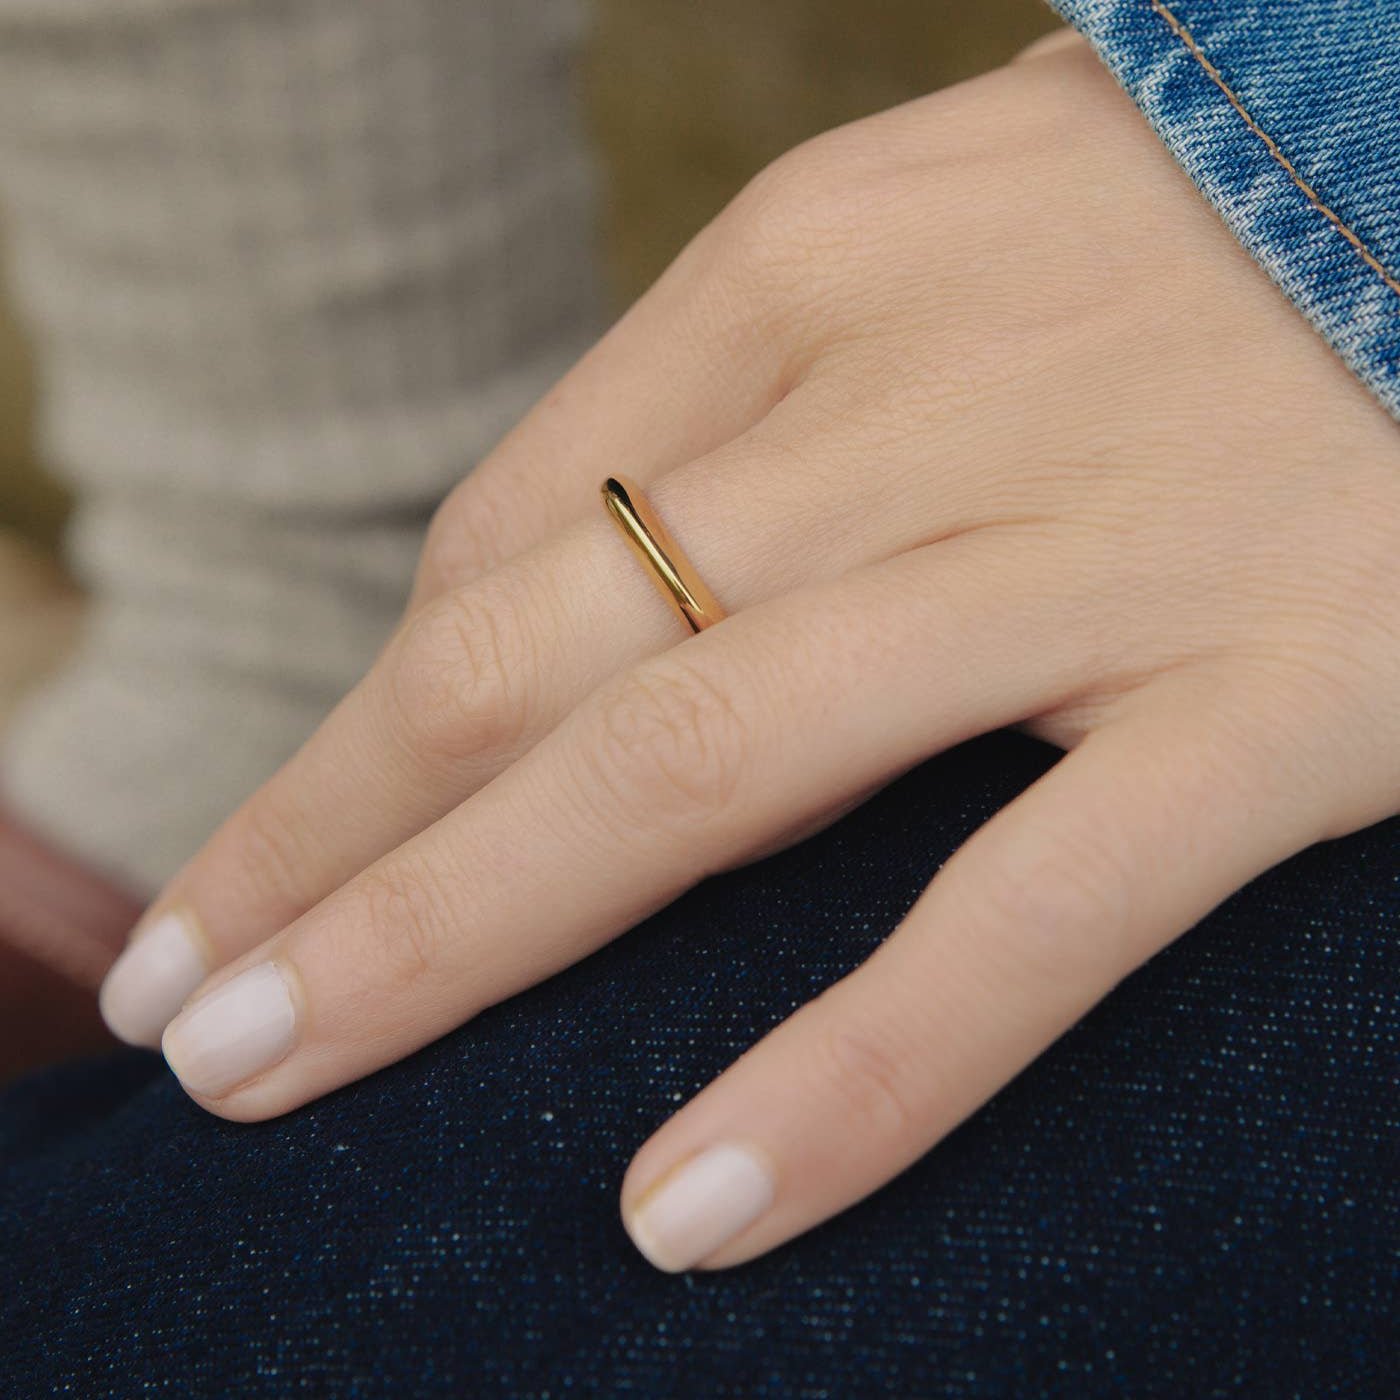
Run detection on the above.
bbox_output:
[1150,0,1400,302]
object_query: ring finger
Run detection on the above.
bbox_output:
[156,527,1104,1118]
[100,386,1008,1046]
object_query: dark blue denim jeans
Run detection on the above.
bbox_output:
[2,731,1395,1397]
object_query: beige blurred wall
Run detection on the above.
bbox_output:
[0,230,68,550]
[0,0,1057,548]
[588,0,1058,303]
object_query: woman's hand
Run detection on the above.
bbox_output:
[100,36,1400,1271]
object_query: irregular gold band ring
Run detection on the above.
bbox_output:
[600,474,728,634]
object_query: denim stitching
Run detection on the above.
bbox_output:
[1150,0,1400,302]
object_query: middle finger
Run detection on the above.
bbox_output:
[100,381,1004,1045]
[161,523,1099,1118]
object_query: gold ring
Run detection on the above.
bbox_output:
[600,474,727,634]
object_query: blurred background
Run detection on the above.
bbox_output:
[0,0,1055,717]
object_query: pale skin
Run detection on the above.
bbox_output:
[99,34,1400,1270]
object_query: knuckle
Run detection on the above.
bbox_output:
[354,855,462,994]
[970,826,1134,985]
[586,658,753,835]
[707,137,857,303]
[387,578,534,764]
[814,1018,921,1145]
[225,788,314,917]
[417,480,512,598]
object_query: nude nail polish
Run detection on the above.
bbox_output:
[99,910,208,1048]
[626,1144,776,1272]
[162,962,296,1098]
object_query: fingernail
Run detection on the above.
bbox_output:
[625,1144,776,1272]
[99,910,208,1048]
[162,963,296,1098]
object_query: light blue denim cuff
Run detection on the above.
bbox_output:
[1050,0,1400,420]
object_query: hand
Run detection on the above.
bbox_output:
[100,36,1400,1271]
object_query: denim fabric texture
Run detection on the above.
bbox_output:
[1051,0,1400,420]
[2,733,1396,1397]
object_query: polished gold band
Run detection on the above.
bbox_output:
[600,474,727,634]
